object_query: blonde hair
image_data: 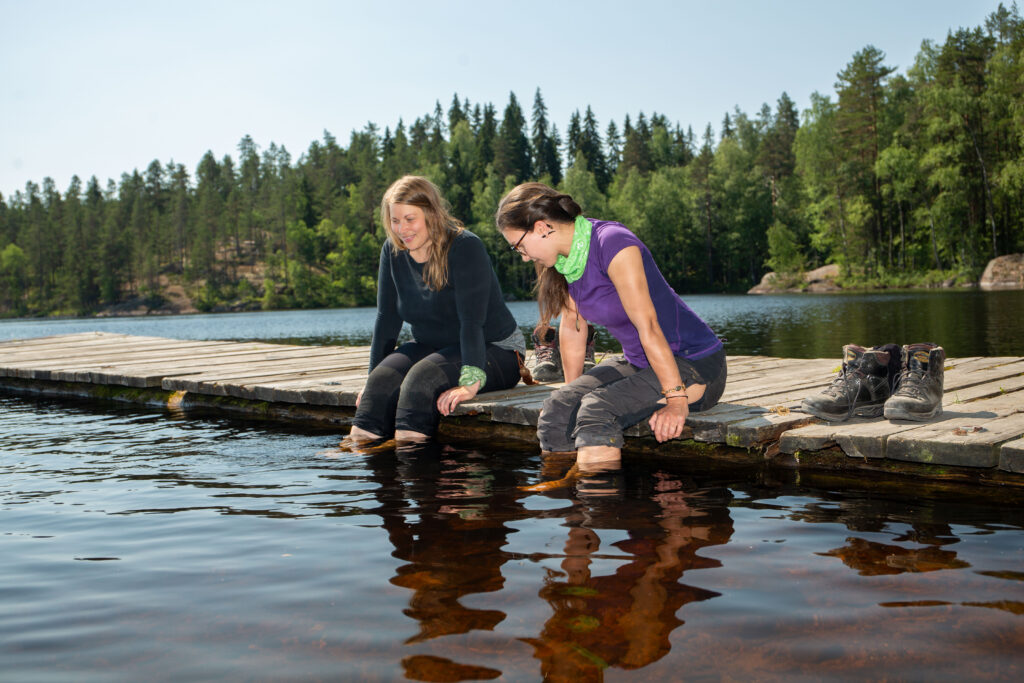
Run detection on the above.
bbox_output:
[496,182,582,323]
[381,175,464,291]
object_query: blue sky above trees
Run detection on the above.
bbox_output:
[0,0,1001,198]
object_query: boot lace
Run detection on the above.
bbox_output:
[892,370,926,400]
[822,362,863,421]
[533,339,557,364]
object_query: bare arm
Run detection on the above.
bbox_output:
[558,294,589,383]
[606,246,691,442]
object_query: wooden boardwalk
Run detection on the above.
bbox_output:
[2,332,1023,475]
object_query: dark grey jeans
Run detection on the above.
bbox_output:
[354,341,521,438]
[536,347,727,452]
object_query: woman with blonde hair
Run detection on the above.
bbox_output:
[348,175,525,443]
[497,182,726,468]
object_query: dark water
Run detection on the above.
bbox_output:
[2,397,1022,681]
[2,291,1024,680]
[3,289,1024,358]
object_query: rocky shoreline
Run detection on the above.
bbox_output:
[979,253,1024,290]
[748,253,1024,294]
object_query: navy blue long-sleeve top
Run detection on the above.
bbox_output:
[368,229,519,373]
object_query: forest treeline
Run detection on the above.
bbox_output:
[1,4,1022,317]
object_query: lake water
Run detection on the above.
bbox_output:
[2,291,1024,680]
[4,289,1024,358]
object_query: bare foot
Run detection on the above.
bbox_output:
[577,445,621,470]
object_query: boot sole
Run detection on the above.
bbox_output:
[883,405,942,422]
[801,402,885,422]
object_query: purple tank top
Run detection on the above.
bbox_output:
[567,220,722,368]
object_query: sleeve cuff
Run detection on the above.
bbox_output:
[458,365,487,389]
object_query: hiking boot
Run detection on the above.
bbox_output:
[801,343,901,421]
[884,343,945,421]
[583,324,597,373]
[529,326,562,382]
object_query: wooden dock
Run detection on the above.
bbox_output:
[2,332,1023,477]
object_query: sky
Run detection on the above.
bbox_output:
[0,0,1005,200]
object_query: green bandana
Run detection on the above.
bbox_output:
[554,215,591,283]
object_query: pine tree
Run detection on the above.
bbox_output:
[721,112,734,140]
[605,120,622,175]
[475,104,497,182]
[493,92,531,183]
[690,124,717,286]
[620,114,653,174]
[759,92,800,214]
[448,93,467,132]
[835,45,896,268]
[565,110,582,165]
[580,106,609,191]
[531,88,562,185]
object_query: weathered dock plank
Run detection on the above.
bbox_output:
[0,332,163,349]
[1,336,265,383]
[780,358,1024,459]
[718,360,837,398]
[1002,438,1024,473]
[833,372,1024,463]
[885,393,1024,468]
[249,380,364,406]
[0,334,224,359]
[3,333,1024,479]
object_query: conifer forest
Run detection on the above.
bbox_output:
[1,5,1022,316]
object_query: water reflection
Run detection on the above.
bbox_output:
[820,538,970,575]
[700,289,1024,358]
[365,444,525,650]
[356,444,734,681]
[524,469,733,680]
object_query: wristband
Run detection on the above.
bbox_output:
[459,365,487,389]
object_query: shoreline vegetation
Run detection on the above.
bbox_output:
[0,252,1019,322]
[1,5,1022,319]
[750,252,1024,294]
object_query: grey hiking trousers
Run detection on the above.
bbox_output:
[537,347,727,452]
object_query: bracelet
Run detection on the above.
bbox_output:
[661,384,685,396]
[664,393,688,401]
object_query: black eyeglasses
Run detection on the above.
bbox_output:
[508,230,529,254]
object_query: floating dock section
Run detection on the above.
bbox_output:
[2,332,1022,479]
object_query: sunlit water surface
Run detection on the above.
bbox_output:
[2,395,1023,681]
[2,291,1024,680]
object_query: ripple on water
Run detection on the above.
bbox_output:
[2,393,1024,680]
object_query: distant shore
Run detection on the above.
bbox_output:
[748,254,1024,295]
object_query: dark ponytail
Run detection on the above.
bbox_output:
[497,183,582,322]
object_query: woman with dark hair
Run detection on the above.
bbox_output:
[497,182,726,468]
[348,175,525,444]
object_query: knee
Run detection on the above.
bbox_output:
[576,389,614,424]
[400,358,450,399]
[538,390,572,433]
[363,363,403,393]
[542,384,583,414]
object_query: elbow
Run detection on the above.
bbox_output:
[635,315,663,338]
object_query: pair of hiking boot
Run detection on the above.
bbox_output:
[529,324,596,382]
[801,342,945,422]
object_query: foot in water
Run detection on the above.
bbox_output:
[519,456,621,492]
[335,435,398,454]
